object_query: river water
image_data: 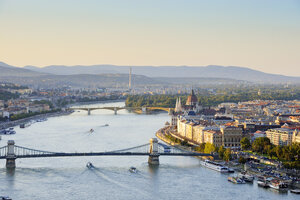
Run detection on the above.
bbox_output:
[0,102,298,200]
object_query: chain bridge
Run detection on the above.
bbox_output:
[0,139,211,168]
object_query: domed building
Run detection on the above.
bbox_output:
[186,89,198,107]
[174,89,202,114]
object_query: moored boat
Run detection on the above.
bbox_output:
[0,196,12,200]
[291,189,300,194]
[228,176,245,184]
[237,171,254,182]
[269,179,288,191]
[20,123,31,128]
[200,160,230,173]
[257,176,269,188]
[0,128,16,135]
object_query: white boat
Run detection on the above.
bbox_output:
[257,176,269,188]
[237,171,254,182]
[20,123,31,128]
[291,189,300,194]
[36,118,47,122]
[1,128,16,135]
[200,160,229,173]
[269,179,288,191]
[86,162,94,169]
[129,167,137,173]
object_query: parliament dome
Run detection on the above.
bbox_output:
[186,89,198,106]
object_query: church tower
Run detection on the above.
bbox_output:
[175,97,183,113]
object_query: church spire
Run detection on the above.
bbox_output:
[175,97,183,113]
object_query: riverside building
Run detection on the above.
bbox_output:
[266,128,294,146]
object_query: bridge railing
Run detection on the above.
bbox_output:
[0,146,8,158]
[106,143,150,154]
[13,145,61,157]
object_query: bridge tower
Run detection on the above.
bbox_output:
[114,107,117,115]
[6,140,16,169]
[87,108,91,115]
[148,138,159,165]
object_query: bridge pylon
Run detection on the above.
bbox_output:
[6,140,16,169]
[148,138,159,165]
[114,107,117,115]
[87,108,91,115]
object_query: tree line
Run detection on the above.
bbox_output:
[126,87,300,107]
[241,137,300,169]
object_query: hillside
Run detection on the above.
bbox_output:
[24,64,300,83]
[0,64,47,77]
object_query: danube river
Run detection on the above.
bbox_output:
[0,102,298,200]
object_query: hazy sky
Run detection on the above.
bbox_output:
[0,0,300,76]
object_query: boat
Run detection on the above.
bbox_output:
[257,176,269,188]
[291,189,300,194]
[0,128,16,135]
[104,124,109,126]
[200,160,230,173]
[129,167,137,173]
[36,118,47,122]
[269,179,288,191]
[20,123,31,128]
[228,176,245,184]
[228,168,235,173]
[86,162,94,169]
[89,129,94,133]
[237,171,254,182]
[0,196,12,200]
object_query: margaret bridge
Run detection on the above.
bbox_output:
[0,138,211,169]
[69,106,174,115]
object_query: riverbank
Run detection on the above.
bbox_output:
[67,99,125,107]
[0,110,73,129]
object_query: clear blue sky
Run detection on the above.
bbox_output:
[0,0,299,76]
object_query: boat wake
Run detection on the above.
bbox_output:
[90,167,151,198]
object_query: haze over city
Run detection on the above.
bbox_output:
[1,1,300,200]
[0,0,300,76]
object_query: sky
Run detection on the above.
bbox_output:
[0,0,300,76]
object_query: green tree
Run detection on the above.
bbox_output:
[195,143,206,153]
[204,143,216,154]
[218,146,225,159]
[238,156,246,164]
[223,148,231,161]
[240,137,251,150]
[252,137,271,153]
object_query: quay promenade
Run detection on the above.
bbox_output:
[0,110,73,129]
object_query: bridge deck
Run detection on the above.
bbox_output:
[0,152,209,159]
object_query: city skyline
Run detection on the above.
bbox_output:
[0,0,300,76]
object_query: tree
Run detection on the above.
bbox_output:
[238,156,246,164]
[223,148,231,161]
[204,143,216,154]
[218,146,225,159]
[195,143,206,153]
[240,137,251,150]
[252,137,271,153]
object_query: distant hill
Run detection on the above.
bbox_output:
[0,74,163,88]
[24,64,300,83]
[0,65,47,77]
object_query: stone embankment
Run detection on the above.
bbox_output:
[0,110,73,129]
